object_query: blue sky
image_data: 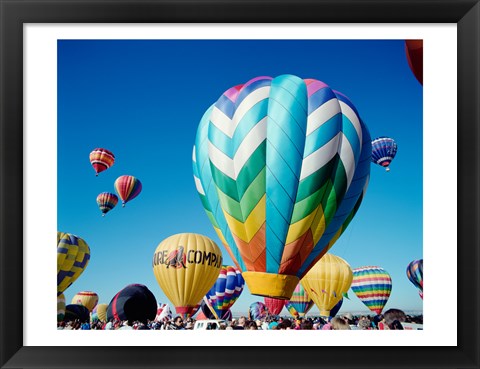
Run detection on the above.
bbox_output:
[58,39,422,316]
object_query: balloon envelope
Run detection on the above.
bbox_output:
[64,304,90,323]
[300,254,353,317]
[91,303,108,323]
[89,148,115,176]
[264,297,286,316]
[106,284,157,323]
[152,233,223,318]
[114,175,142,206]
[405,40,423,85]
[193,75,371,299]
[57,293,66,322]
[57,232,90,296]
[200,300,233,320]
[371,137,397,171]
[351,266,392,315]
[96,192,118,216]
[71,291,98,312]
[406,259,423,298]
[204,265,244,318]
[249,302,268,321]
[285,283,315,318]
[329,298,343,318]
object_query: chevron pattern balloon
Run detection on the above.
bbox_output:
[193,75,371,299]
[351,266,392,315]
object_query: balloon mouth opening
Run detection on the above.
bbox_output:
[175,306,195,318]
[242,272,299,300]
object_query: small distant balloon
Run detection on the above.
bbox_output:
[96,192,118,216]
[114,175,142,207]
[406,259,423,299]
[371,137,397,172]
[89,148,115,176]
[248,302,268,321]
[285,283,315,318]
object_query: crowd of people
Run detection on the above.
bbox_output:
[57,308,422,331]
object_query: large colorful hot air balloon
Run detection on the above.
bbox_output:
[200,300,232,320]
[371,137,397,172]
[406,259,423,299]
[405,40,423,85]
[71,291,99,312]
[249,301,268,320]
[114,175,142,207]
[96,192,118,216]
[57,293,66,322]
[91,303,108,323]
[89,148,115,176]
[57,232,90,296]
[64,304,90,323]
[300,254,353,317]
[264,297,286,316]
[193,75,371,299]
[152,233,223,318]
[204,265,244,319]
[351,266,392,315]
[285,283,315,318]
[106,284,157,323]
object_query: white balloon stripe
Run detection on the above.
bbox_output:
[306,98,341,136]
[299,133,340,180]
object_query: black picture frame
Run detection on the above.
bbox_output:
[1,1,478,368]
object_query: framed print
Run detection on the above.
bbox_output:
[0,1,479,369]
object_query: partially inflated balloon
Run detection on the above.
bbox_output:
[89,148,115,176]
[152,233,223,318]
[200,300,232,320]
[264,297,286,316]
[96,192,118,216]
[371,137,397,172]
[249,302,268,320]
[114,175,142,207]
[65,304,90,323]
[71,291,99,312]
[204,265,244,318]
[301,254,353,317]
[285,283,315,318]
[106,284,157,323]
[193,75,371,299]
[57,293,66,322]
[91,303,108,323]
[351,266,392,315]
[57,232,90,296]
[405,40,423,85]
[406,259,423,299]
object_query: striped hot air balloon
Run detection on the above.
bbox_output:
[204,265,244,319]
[96,192,118,216]
[193,75,371,299]
[351,266,392,315]
[285,283,315,318]
[57,293,66,322]
[71,291,99,312]
[89,148,115,176]
[114,175,142,207]
[406,259,423,299]
[57,232,90,296]
[371,137,397,171]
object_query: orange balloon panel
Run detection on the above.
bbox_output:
[152,233,222,318]
[300,254,352,317]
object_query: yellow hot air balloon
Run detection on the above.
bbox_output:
[71,291,99,312]
[152,233,223,318]
[92,303,108,323]
[57,232,91,296]
[300,253,353,317]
